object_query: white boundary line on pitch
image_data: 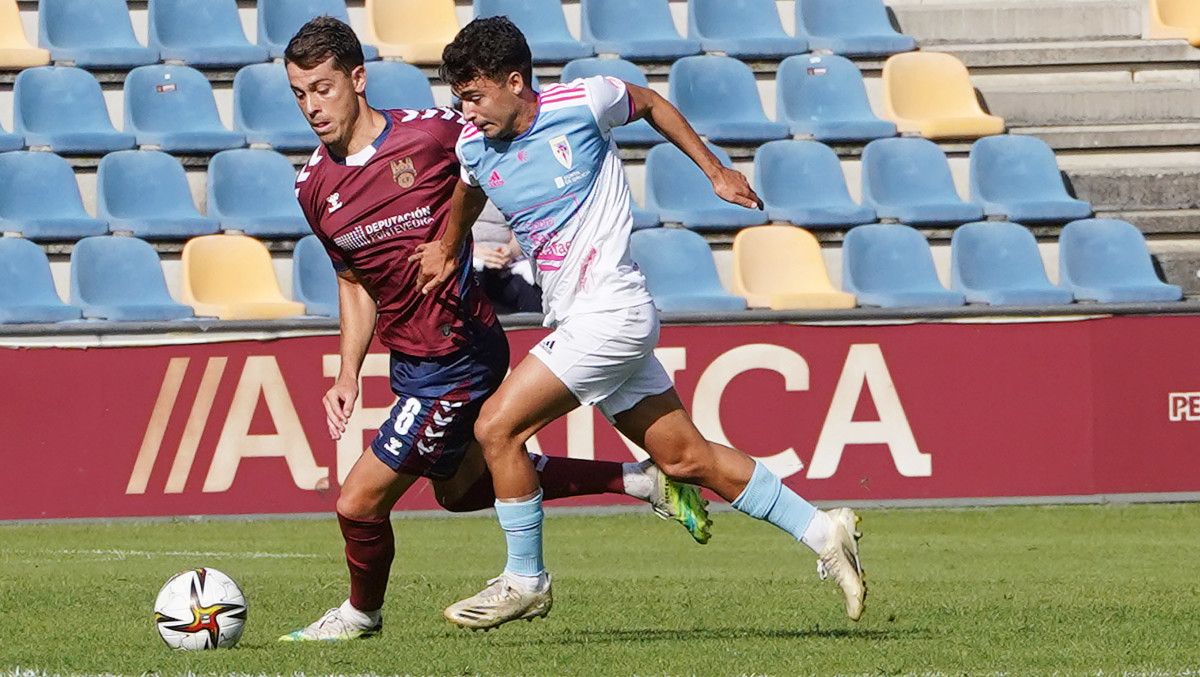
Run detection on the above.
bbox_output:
[3,548,321,560]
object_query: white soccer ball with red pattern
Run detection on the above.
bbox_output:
[154,567,247,650]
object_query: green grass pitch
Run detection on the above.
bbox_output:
[2,504,1199,676]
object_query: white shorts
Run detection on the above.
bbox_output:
[529,302,674,421]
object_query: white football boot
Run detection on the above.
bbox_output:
[815,507,867,621]
[278,602,382,641]
[444,573,553,630]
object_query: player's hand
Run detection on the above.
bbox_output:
[481,245,513,269]
[710,166,763,210]
[410,241,459,294]
[323,379,358,441]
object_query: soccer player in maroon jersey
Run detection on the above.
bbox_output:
[277,17,712,641]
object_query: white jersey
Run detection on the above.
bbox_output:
[455,76,652,325]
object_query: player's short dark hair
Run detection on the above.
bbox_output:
[440,17,534,90]
[284,16,364,75]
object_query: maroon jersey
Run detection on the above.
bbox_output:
[296,108,497,358]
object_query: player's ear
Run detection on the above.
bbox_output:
[351,64,367,95]
[508,71,525,96]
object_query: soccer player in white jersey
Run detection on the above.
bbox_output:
[415,18,866,630]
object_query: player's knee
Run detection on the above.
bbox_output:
[473,406,522,459]
[336,486,386,521]
[655,441,715,485]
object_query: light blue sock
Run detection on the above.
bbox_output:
[495,490,545,577]
[731,460,817,541]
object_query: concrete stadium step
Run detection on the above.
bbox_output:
[981,83,1200,127]
[1011,123,1200,151]
[935,40,1200,69]
[891,1,1141,45]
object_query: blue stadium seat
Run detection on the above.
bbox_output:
[124,65,245,153]
[0,123,23,152]
[630,228,747,312]
[0,238,82,323]
[13,67,135,154]
[0,152,107,241]
[796,0,916,56]
[631,203,661,230]
[258,0,378,60]
[365,62,436,110]
[581,0,701,61]
[754,140,875,228]
[70,236,194,321]
[644,143,768,231]
[950,221,1074,305]
[776,54,896,142]
[842,223,965,307]
[149,0,269,67]
[687,0,807,59]
[293,234,340,317]
[860,137,983,226]
[560,58,664,145]
[38,0,158,68]
[234,63,319,151]
[969,135,1092,224]
[207,149,310,237]
[1058,219,1183,303]
[474,0,592,63]
[97,151,220,240]
[669,56,789,143]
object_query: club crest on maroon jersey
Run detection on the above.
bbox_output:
[391,157,417,188]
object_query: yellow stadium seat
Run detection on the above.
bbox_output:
[882,52,1005,140]
[1148,0,1200,45]
[181,234,306,320]
[731,225,856,310]
[0,0,49,68]
[365,0,459,64]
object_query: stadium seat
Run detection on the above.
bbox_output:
[630,228,747,312]
[731,225,856,310]
[0,0,50,68]
[969,135,1092,224]
[13,67,135,154]
[97,151,220,240]
[364,0,458,64]
[37,0,158,68]
[795,0,915,56]
[1149,0,1200,46]
[950,221,1074,306]
[70,236,194,321]
[860,137,983,227]
[234,63,320,151]
[882,52,1005,140]
[644,143,769,231]
[258,0,378,60]
[668,56,789,143]
[776,54,896,142]
[207,149,310,237]
[181,234,306,320]
[0,238,82,323]
[0,122,22,152]
[293,235,340,317]
[631,203,660,230]
[1058,219,1183,303]
[0,152,107,240]
[560,58,664,145]
[842,224,965,308]
[474,0,592,63]
[581,0,701,61]
[754,140,875,228]
[687,0,807,59]
[148,0,269,67]
[365,61,436,110]
[124,65,245,153]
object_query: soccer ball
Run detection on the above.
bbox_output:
[153,567,247,650]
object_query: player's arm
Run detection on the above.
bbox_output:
[625,82,762,210]
[411,178,489,294]
[325,267,378,441]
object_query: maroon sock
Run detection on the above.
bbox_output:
[337,512,394,613]
[440,455,630,512]
[539,456,627,501]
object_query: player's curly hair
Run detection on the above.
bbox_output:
[284,16,364,75]
[440,17,534,90]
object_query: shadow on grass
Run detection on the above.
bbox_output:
[467,626,929,647]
